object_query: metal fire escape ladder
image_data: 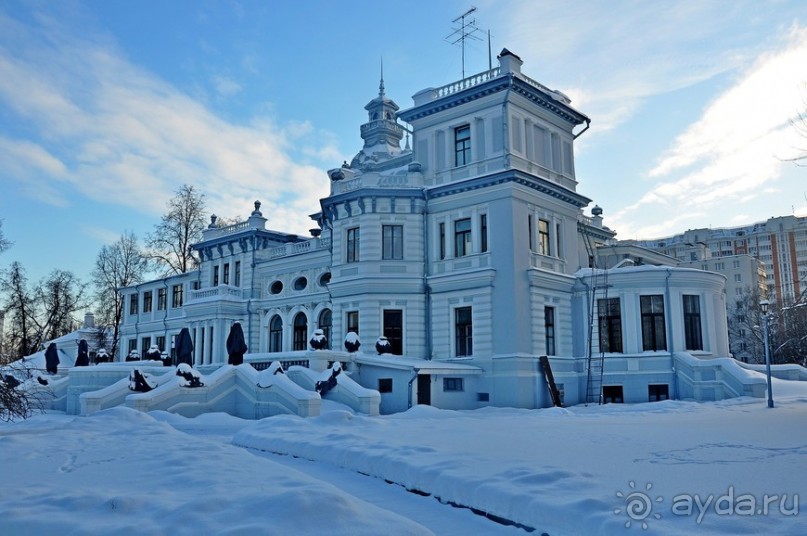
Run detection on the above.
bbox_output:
[583,232,607,405]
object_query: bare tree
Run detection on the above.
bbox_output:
[1,262,34,359]
[146,184,207,275]
[727,289,766,363]
[0,363,46,421]
[0,264,87,361]
[0,219,11,255]
[92,231,148,358]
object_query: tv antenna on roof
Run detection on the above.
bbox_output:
[446,6,482,79]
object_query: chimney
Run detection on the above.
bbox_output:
[498,48,523,75]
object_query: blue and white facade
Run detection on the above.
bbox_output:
[119,50,752,412]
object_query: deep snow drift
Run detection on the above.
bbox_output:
[1,370,805,535]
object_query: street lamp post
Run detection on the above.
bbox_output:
[759,300,774,409]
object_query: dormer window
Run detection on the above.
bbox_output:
[455,125,471,167]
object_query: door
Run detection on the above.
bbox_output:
[417,374,431,405]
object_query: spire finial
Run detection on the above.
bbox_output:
[379,57,385,97]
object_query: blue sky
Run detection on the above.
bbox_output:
[1,0,806,285]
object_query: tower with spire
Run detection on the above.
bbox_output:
[350,61,408,169]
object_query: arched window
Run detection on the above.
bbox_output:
[318,309,332,350]
[269,315,282,352]
[293,312,308,351]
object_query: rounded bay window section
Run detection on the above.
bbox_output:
[318,272,332,287]
[293,277,308,291]
[269,280,283,295]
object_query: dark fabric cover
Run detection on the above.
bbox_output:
[130,369,154,392]
[176,368,204,388]
[175,328,194,366]
[226,322,248,366]
[75,339,90,367]
[145,348,162,361]
[45,343,60,374]
[315,367,341,396]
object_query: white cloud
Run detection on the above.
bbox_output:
[606,24,807,237]
[0,8,332,235]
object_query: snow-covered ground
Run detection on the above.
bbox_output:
[2,372,805,535]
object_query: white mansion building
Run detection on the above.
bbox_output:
[118,50,761,412]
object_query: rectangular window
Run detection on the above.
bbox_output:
[544,306,556,355]
[143,291,153,313]
[539,219,551,256]
[443,377,464,392]
[172,284,183,308]
[157,288,167,311]
[223,263,230,285]
[454,125,471,167]
[648,384,669,402]
[128,339,137,353]
[346,227,360,263]
[734,273,742,282]
[213,266,219,286]
[129,294,138,315]
[382,225,404,260]
[640,295,667,351]
[480,214,488,253]
[683,295,703,351]
[598,298,623,353]
[455,306,473,357]
[528,214,534,251]
[141,337,151,354]
[454,218,472,257]
[439,222,446,260]
[156,336,166,353]
[383,309,403,355]
[378,378,393,393]
[346,311,359,334]
[234,261,241,287]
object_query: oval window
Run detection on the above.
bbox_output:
[293,277,308,291]
[318,272,332,286]
[269,280,283,294]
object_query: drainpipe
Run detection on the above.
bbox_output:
[422,202,432,360]
[665,268,679,400]
[502,77,512,168]
[573,118,591,140]
[407,367,420,408]
[161,277,169,346]
[247,231,256,351]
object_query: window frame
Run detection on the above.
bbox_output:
[454,218,472,258]
[443,377,465,392]
[454,306,473,357]
[640,295,667,351]
[142,291,153,313]
[157,288,167,311]
[171,284,183,308]
[346,227,360,263]
[454,125,471,167]
[382,224,404,260]
[538,219,551,256]
[544,306,556,356]
[683,295,703,351]
[269,315,283,352]
[292,312,308,351]
[598,297,623,353]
